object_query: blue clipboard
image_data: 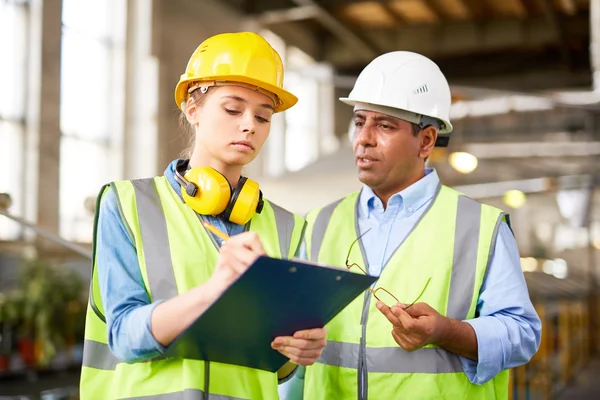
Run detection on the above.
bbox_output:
[164,255,377,372]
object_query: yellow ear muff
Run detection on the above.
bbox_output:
[181,166,231,215]
[227,178,262,225]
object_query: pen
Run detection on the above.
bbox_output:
[202,221,230,241]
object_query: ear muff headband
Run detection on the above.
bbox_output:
[174,163,198,197]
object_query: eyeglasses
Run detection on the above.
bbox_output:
[345,229,431,309]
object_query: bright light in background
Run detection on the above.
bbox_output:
[594,238,600,250]
[543,258,568,279]
[449,152,478,174]
[503,190,527,209]
[520,257,538,272]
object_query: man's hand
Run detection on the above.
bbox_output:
[376,301,448,351]
[271,327,327,366]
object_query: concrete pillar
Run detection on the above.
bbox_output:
[123,0,159,179]
[256,30,288,179]
[316,63,337,155]
[25,0,63,240]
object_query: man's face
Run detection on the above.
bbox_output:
[352,110,436,193]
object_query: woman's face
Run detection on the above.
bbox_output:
[187,85,275,167]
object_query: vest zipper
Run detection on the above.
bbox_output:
[203,360,210,400]
[355,207,371,400]
[358,291,371,400]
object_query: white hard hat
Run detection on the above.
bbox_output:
[341,51,453,146]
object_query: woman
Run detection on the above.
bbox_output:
[80,32,327,400]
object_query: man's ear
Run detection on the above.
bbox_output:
[419,125,438,160]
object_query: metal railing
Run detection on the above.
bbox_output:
[0,210,92,260]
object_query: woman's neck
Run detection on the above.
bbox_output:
[189,151,242,187]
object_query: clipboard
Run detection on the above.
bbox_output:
[164,255,377,372]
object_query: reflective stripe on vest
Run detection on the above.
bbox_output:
[81,177,302,400]
[116,390,249,400]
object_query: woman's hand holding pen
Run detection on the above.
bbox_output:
[203,222,327,368]
[150,227,265,347]
[205,224,266,296]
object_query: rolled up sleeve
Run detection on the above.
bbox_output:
[460,222,542,384]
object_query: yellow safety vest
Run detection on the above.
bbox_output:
[80,176,305,399]
[303,185,510,399]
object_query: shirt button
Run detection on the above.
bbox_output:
[407,207,413,213]
[370,264,381,276]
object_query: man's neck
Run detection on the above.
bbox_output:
[371,169,426,209]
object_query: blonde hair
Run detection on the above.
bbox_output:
[178,86,212,158]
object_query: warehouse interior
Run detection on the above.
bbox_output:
[1,0,600,398]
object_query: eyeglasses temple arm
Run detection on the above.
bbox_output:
[404,277,432,310]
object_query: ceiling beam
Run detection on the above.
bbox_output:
[336,46,591,92]
[459,0,493,19]
[251,5,320,24]
[422,0,450,20]
[557,0,578,16]
[289,0,379,61]
[376,0,407,24]
[520,0,541,17]
[324,15,589,68]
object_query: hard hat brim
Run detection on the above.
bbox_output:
[176,76,298,113]
[339,97,453,134]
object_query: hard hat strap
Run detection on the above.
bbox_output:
[187,81,281,108]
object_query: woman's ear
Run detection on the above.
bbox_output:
[184,97,199,125]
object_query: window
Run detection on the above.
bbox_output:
[0,0,28,239]
[284,47,320,172]
[260,30,339,176]
[60,0,126,241]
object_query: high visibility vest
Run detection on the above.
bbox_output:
[80,176,305,400]
[303,185,510,400]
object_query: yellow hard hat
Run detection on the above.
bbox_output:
[174,32,298,112]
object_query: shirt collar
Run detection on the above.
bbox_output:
[165,158,185,201]
[359,168,440,218]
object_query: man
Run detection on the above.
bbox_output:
[285,51,541,399]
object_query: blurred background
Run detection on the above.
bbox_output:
[1,0,600,398]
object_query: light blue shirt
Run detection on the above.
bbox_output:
[280,168,541,398]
